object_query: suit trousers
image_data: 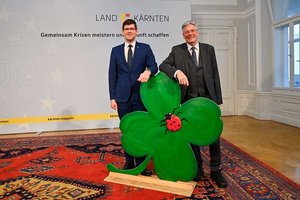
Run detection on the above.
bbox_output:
[117,93,146,167]
[183,94,221,172]
[191,140,221,171]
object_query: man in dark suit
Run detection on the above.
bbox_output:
[159,21,227,187]
[108,19,158,176]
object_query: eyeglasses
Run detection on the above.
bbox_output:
[123,28,136,31]
[183,29,197,35]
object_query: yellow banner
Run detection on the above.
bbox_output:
[0,113,119,125]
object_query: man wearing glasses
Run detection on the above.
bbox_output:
[159,21,227,188]
[108,19,158,176]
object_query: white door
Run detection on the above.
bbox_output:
[198,28,235,115]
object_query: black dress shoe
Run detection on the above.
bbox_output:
[193,167,205,181]
[210,169,228,188]
[141,169,152,176]
[122,163,135,170]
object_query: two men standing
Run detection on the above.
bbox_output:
[108,19,227,188]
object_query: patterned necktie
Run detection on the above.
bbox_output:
[191,46,197,66]
[127,44,133,68]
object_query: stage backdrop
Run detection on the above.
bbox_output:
[0,0,191,134]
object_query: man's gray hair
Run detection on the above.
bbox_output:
[182,21,198,30]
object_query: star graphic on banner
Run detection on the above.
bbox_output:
[0,93,8,116]
[46,41,59,56]
[0,6,12,22]
[50,68,65,83]
[40,95,56,110]
[18,114,30,130]
[0,60,9,88]
[24,18,37,32]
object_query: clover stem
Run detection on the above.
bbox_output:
[107,154,152,175]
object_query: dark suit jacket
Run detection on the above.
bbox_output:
[109,42,158,103]
[159,42,223,104]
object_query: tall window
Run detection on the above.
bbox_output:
[271,0,300,89]
[274,25,289,88]
[274,20,300,89]
[295,22,300,88]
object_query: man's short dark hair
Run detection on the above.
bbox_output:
[122,19,137,30]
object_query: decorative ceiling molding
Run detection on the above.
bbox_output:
[192,8,255,19]
[191,0,237,6]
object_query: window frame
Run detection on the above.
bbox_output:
[273,15,300,91]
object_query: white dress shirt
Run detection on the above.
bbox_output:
[124,41,136,62]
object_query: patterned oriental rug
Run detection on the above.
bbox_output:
[0,132,299,200]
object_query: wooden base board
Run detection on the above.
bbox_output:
[104,172,196,196]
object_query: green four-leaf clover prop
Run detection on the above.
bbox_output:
[107,72,223,182]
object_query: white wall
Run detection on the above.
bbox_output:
[191,0,300,128]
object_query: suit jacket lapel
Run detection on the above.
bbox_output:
[130,42,139,69]
[119,43,131,72]
[199,43,208,71]
[120,43,127,63]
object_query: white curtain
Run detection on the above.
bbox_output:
[270,0,291,23]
